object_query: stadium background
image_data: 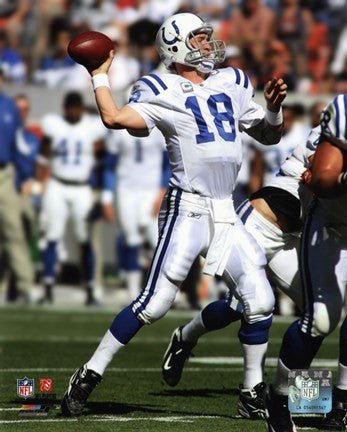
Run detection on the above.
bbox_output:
[0,0,346,430]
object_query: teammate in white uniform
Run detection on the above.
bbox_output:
[61,12,287,416]
[266,94,347,432]
[39,92,106,305]
[102,127,169,299]
[161,127,319,419]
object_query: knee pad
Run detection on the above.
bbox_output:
[238,315,272,345]
[302,301,341,337]
[133,276,178,325]
[238,270,275,324]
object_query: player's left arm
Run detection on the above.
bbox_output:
[310,140,346,198]
[35,135,51,183]
[243,78,286,145]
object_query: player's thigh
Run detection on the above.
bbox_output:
[222,219,274,321]
[300,212,347,336]
[42,180,68,241]
[116,188,141,246]
[267,236,302,309]
[241,205,286,261]
[132,192,210,323]
[71,186,93,242]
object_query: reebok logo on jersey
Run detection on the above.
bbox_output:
[181,82,193,93]
[188,212,201,219]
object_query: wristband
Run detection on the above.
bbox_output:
[265,108,283,126]
[92,73,110,91]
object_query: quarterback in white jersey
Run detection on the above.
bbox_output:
[161,127,319,419]
[267,94,347,432]
[61,12,287,416]
[39,92,106,305]
[102,127,169,299]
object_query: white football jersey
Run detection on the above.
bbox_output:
[106,127,165,190]
[128,68,265,199]
[41,113,106,181]
[249,122,309,186]
[266,126,320,199]
[317,94,347,225]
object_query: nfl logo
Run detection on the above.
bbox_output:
[17,377,34,399]
[301,378,319,401]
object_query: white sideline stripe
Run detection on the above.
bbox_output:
[0,336,339,344]
[0,308,298,324]
[0,415,220,424]
[189,357,338,368]
[0,367,242,373]
[0,355,338,373]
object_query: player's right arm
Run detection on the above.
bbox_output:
[311,95,347,198]
[311,140,345,198]
[90,51,148,132]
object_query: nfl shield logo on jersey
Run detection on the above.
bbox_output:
[301,378,319,401]
[17,377,34,399]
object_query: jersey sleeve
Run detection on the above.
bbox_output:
[231,69,265,131]
[305,126,320,159]
[320,95,347,150]
[105,130,121,155]
[127,77,163,134]
[41,114,59,138]
[90,116,107,142]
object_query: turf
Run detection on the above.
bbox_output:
[0,306,340,431]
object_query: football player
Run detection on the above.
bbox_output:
[101,127,170,299]
[161,126,319,419]
[61,12,286,416]
[266,94,347,432]
[38,91,106,305]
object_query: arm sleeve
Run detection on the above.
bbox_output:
[237,73,265,131]
[40,114,56,139]
[127,79,162,134]
[305,126,321,159]
[320,96,347,150]
[235,73,282,145]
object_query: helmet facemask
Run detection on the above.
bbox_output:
[185,26,226,73]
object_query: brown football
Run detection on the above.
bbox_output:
[67,31,114,70]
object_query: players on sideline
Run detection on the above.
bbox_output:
[161,125,319,419]
[266,94,347,432]
[101,127,169,300]
[37,92,106,305]
[61,12,286,416]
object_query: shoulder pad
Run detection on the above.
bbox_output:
[320,94,347,150]
[219,67,251,90]
[129,73,169,103]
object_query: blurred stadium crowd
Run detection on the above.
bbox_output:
[0,0,346,312]
[0,0,346,93]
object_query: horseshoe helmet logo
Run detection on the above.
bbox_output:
[161,20,180,45]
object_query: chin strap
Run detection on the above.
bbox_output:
[196,59,215,73]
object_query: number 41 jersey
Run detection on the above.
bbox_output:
[41,113,106,182]
[128,68,266,199]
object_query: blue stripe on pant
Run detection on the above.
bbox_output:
[299,202,316,335]
[132,189,181,317]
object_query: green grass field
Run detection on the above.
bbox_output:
[0,306,340,431]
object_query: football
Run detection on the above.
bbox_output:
[67,31,114,70]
